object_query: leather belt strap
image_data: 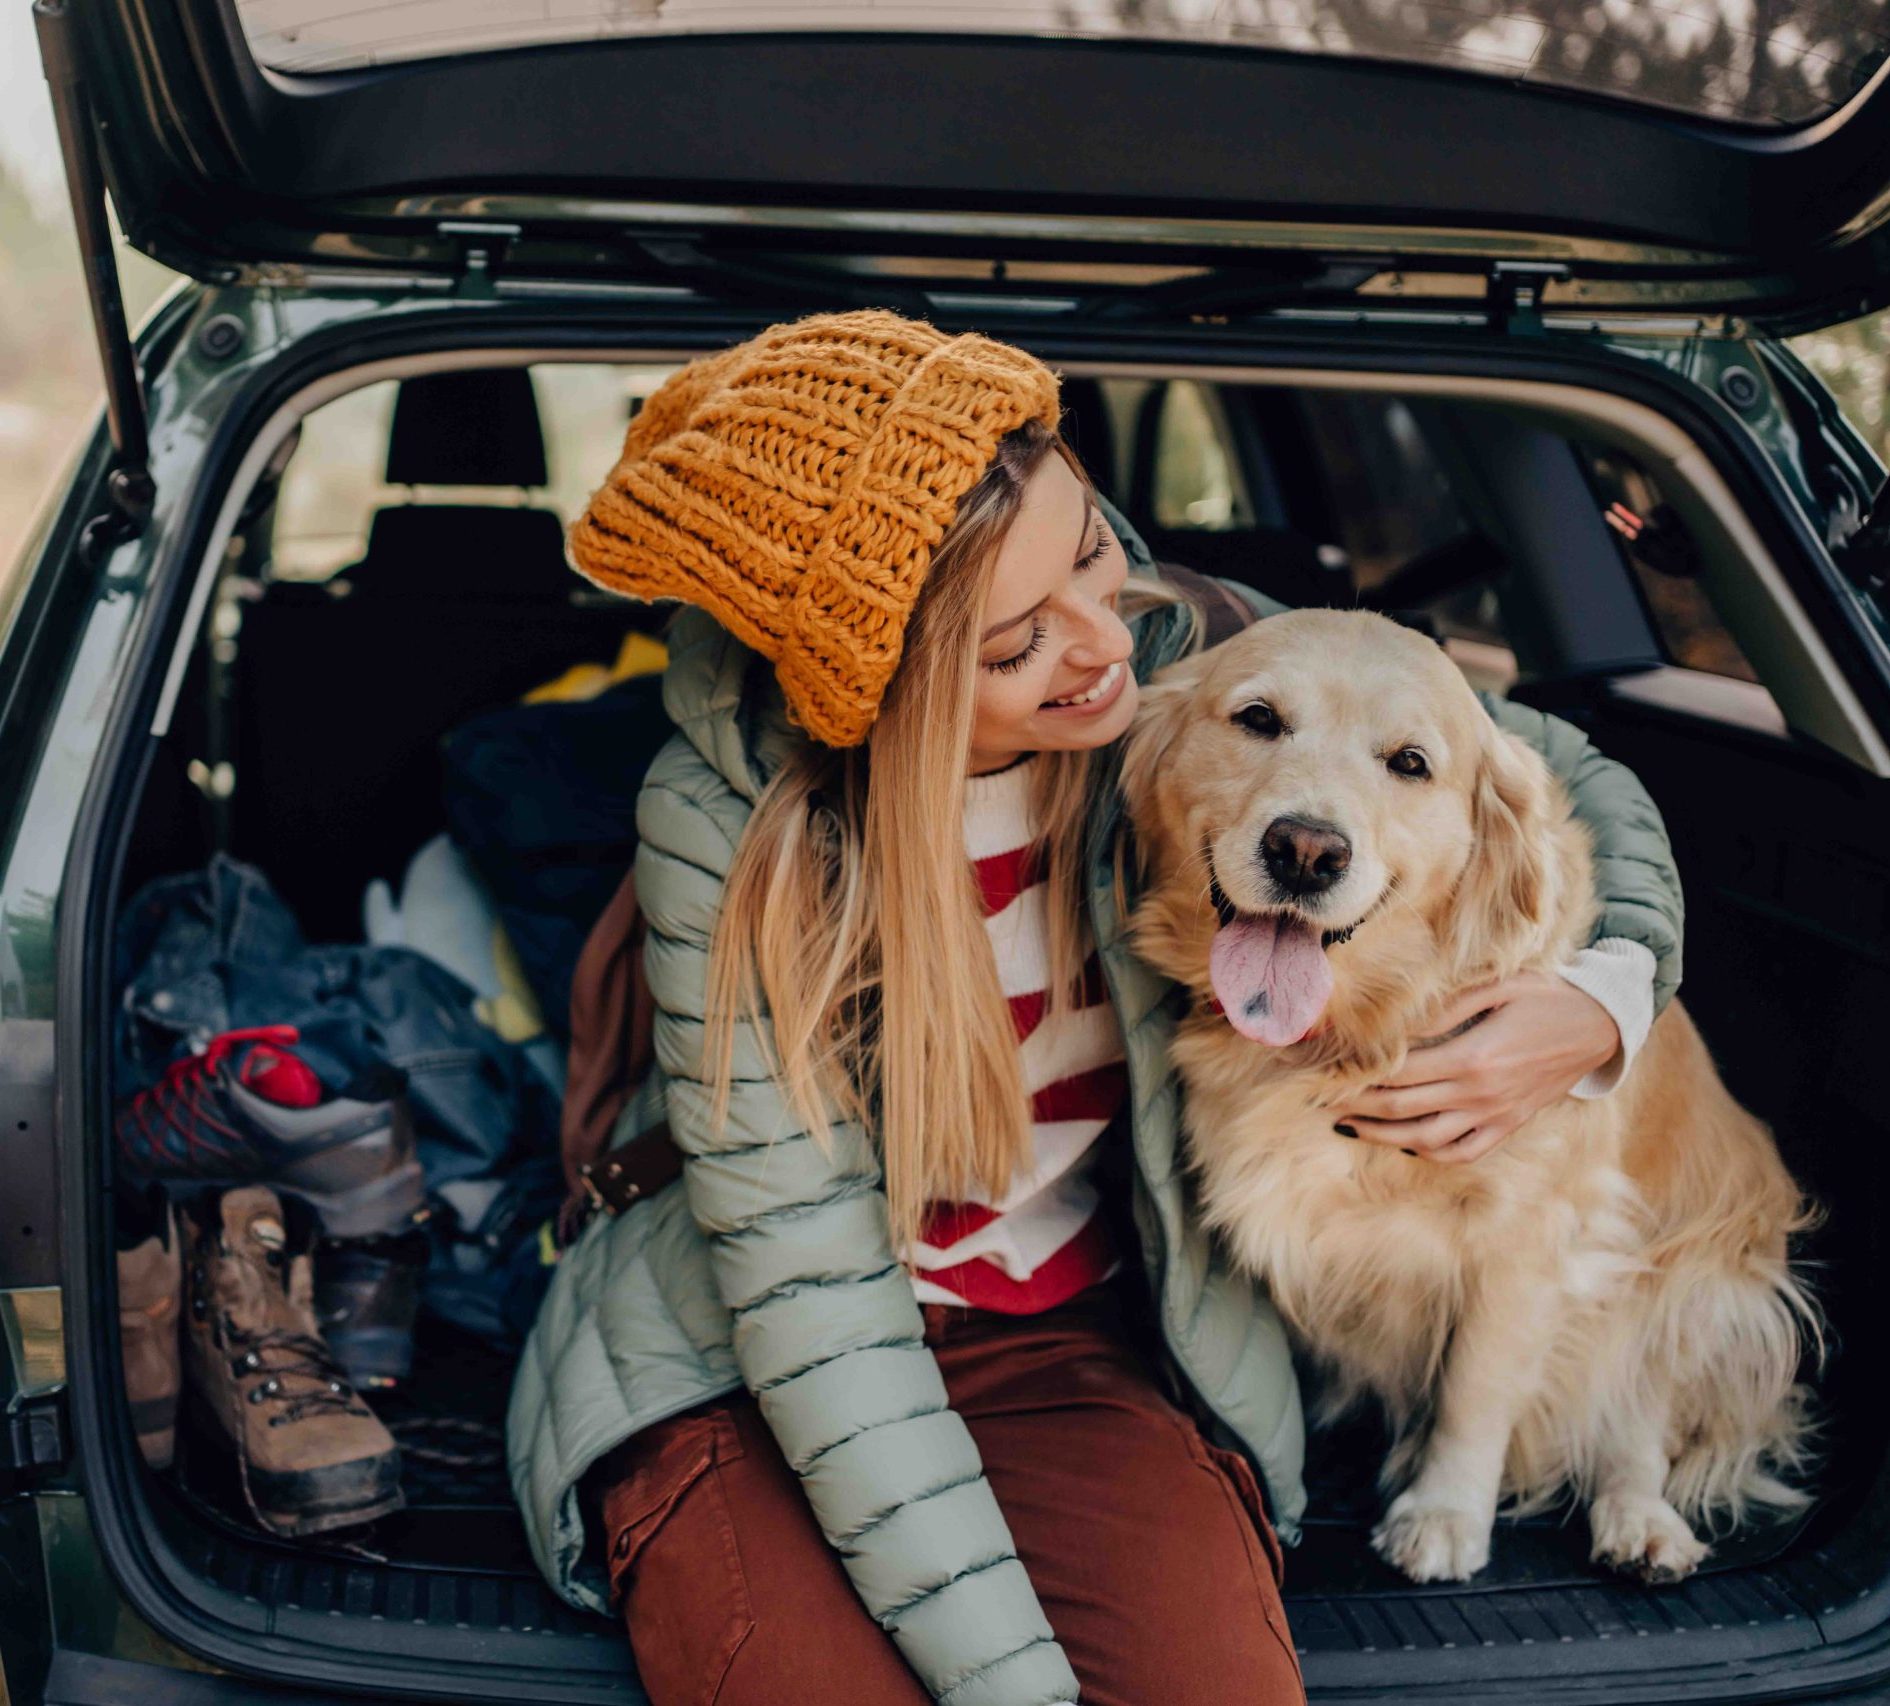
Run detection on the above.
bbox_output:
[580,1120,684,1217]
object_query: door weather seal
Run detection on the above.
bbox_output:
[33,0,156,563]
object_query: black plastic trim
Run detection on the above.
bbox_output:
[67,0,1890,323]
[0,427,113,835]
[1405,404,1665,679]
[51,296,1890,1702]
[0,1020,60,1291]
[41,1649,362,1704]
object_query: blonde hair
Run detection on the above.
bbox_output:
[704,421,1104,1251]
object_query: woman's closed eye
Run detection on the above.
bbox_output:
[987,618,1047,674]
[1076,522,1113,571]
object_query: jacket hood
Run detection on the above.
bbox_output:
[657,606,792,805]
[656,496,1197,800]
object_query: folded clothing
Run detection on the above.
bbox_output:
[117,854,556,1192]
[363,833,566,1098]
[440,673,674,1040]
[115,855,560,1345]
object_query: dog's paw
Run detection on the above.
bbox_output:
[1371,1493,1493,1583]
[1589,1493,1710,1584]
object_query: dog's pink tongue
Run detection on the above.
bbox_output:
[1210,914,1333,1045]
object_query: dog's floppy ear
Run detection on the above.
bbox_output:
[1119,650,1212,843]
[1445,724,1556,976]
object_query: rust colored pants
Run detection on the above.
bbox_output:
[597,1285,1305,1706]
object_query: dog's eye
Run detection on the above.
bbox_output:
[1234,702,1283,739]
[1387,747,1431,780]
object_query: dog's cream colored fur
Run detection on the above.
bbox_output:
[1125,609,1817,1583]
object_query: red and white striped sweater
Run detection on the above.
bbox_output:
[905,758,1126,1314]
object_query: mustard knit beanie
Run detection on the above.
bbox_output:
[568,310,1064,748]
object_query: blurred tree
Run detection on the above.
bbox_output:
[1062,0,1890,124]
[0,158,87,399]
[1793,311,1890,468]
[0,157,177,573]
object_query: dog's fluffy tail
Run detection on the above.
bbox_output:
[1618,1008,1824,1531]
[1655,1232,1823,1532]
[1640,1186,1829,1534]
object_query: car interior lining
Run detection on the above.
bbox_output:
[86,339,1890,1701]
[81,0,1890,320]
[1062,358,1890,774]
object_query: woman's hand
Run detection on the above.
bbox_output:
[1332,971,1621,1165]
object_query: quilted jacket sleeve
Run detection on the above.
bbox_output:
[1478,695,1684,1014]
[634,734,1080,1706]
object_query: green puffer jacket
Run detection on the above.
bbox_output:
[507,531,1683,1706]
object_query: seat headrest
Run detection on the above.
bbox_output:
[346,506,575,601]
[385,369,549,488]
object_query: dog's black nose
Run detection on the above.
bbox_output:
[1261,816,1352,897]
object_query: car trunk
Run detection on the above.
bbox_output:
[61,304,1890,1702]
[26,2,1890,1697]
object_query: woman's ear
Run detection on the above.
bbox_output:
[1445,726,1555,975]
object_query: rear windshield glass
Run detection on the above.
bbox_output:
[235,0,1887,129]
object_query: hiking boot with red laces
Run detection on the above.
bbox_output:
[116,1026,424,1241]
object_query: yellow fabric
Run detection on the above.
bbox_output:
[568,309,1063,748]
[471,922,549,1045]
[523,630,669,705]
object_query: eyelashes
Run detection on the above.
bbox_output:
[987,619,1046,675]
[982,522,1112,675]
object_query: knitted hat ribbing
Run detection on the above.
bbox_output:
[568,310,1063,747]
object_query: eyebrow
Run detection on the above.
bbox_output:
[979,496,1100,644]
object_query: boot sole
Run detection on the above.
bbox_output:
[150,1157,427,1242]
[249,1452,406,1538]
[184,1393,404,1537]
[131,1396,178,1471]
[276,1157,427,1241]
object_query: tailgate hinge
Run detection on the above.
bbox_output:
[1,1387,70,1489]
[441,221,522,299]
[1486,260,1571,335]
[33,0,156,564]
[2,1284,69,1492]
[1836,478,1890,602]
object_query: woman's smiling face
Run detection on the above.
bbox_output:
[970,454,1137,775]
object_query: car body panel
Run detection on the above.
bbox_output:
[233,0,1886,132]
[44,0,1890,328]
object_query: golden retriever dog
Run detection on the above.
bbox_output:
[1124,608,1817,1585]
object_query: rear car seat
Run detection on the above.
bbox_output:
[230,367,641,940]
[1137,521,1345,608]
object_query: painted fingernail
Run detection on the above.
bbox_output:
[1334,1123,1358,1139]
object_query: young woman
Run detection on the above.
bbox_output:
[508,311,1680,1706]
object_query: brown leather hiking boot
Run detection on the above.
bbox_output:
[117,1201,181,1470]
[181,1186,403,1537]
